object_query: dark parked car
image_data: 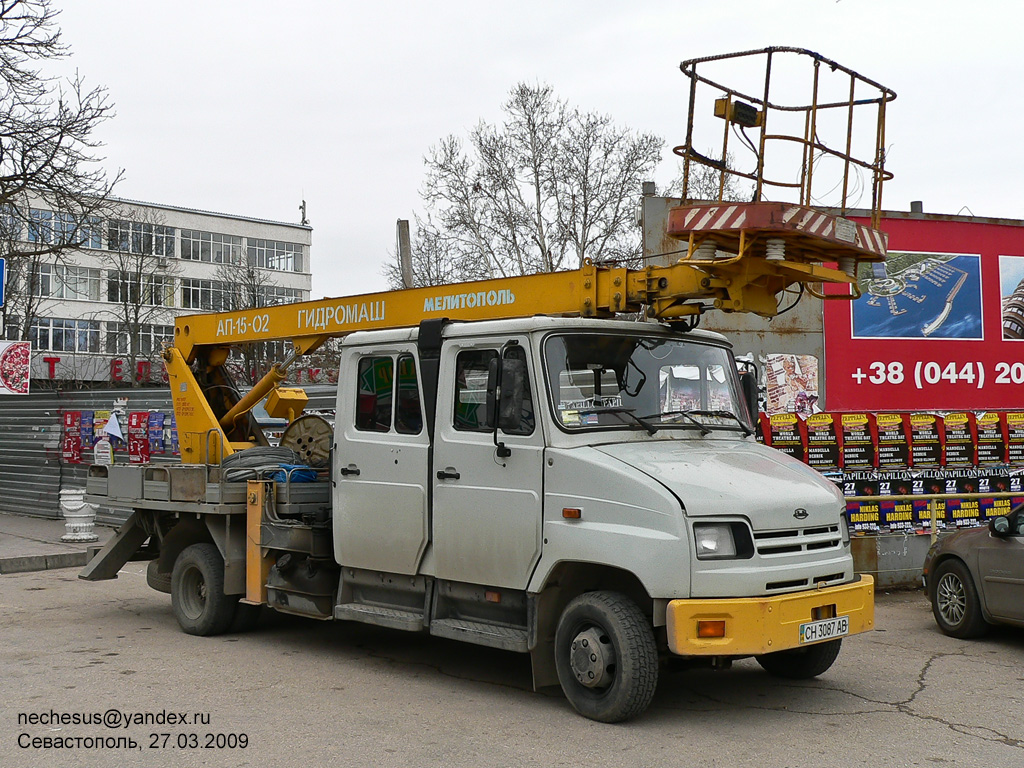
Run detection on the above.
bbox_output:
[924,506,1024,638]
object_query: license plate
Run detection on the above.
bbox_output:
[799,615,849,644]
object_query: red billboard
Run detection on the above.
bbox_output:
[824,216,1024,411]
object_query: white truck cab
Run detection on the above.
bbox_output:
[328,316,873,721]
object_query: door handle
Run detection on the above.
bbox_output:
[339,465,360,476]
[436,468,461,480]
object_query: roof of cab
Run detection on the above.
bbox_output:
[341,316,730,347]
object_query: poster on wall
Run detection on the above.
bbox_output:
[878,472,914,531]
[840,413,875,469]
[976,412,1006,465]
[1006,412,1024,465]
[61,411,82,464]
[804,413,840,471]
[764,354,819,416]
[127,411,151,464]
[908,413,943,467]
[148,412,166,454]
[876,413,910,469]
[0,340,31,395]
[766,413,806,462]
[942,412,976,466]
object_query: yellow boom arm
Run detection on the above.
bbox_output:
[166,249,858,463]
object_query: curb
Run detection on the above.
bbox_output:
[0,549,95,575]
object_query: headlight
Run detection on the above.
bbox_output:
[694,523,737,559]
[840,507,851,544]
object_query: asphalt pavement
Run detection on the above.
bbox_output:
[0,511,113,575]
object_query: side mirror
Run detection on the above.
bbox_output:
[737,365,758,426]
[989,515,1011,537]
[486,354,526,458]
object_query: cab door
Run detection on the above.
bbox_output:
[431,336,544,590]
[333,344,430,575]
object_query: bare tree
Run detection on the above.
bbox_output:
[389,83,662,288]
[94,208,179,386]
[0,0,121,336]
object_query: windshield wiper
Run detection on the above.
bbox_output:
[682,409,754,437]
[639,409,711,436]
[574,406,658,436]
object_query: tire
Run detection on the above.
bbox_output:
[931,558,990,638]
[170,543,238,636]
[146,559,172,594]
[553,591,658,723]
[756,639,842,679]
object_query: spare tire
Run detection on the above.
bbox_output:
[146,559,172,594]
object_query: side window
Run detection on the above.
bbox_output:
[454,349,497,431]
[395,354,423,435]
[502,345,535,436]
[355,356,394,432]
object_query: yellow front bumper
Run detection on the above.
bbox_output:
[666,575,874,656]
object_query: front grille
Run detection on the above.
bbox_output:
[753,524,842,556]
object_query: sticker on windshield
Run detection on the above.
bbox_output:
[560,396,622,410]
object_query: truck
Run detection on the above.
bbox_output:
[81,49,894,722]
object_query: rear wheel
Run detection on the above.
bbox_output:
[756,639,842,679]
[931,559,990,638]
[171,543,237,636]
[553,591,658,723]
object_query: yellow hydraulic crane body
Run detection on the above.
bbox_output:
[165,209,874,464]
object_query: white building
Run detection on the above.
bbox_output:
[2,197,312,384]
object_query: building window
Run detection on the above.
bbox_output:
[34,265,102,301]
[144,275,175,306]
[260,286,303,305]
[181,230,244,264]
[105,322,174,355]
[107,220,175,256]
[28,209,102,248]
[248,239,304,272]
[181,278,230,311]
[30,318,100,353]
[106,272,175,306]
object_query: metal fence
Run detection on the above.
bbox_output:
[0,385,338,523]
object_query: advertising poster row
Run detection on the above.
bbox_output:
[759,411,1024,470]
[61,411,178,464]
[759,410,1024,534]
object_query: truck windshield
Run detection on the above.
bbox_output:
[543,332,751,433]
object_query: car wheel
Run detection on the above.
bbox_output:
[171,543,238,636]
[756,638,842,679]
[553,591,658,723]
[931,559,990,638]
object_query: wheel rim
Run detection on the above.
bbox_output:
[936,572,966,626]
[569,626,616,689]
[178,566,208,620]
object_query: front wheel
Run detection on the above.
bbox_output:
[756,639,842,679]
[553,591,658,723]
[171,543,238,636]
[931,559,990,638]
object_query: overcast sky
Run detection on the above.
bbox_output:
[52,0,1024,299]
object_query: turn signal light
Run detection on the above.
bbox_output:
[562,508,582,519]
[697,620,726,638]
